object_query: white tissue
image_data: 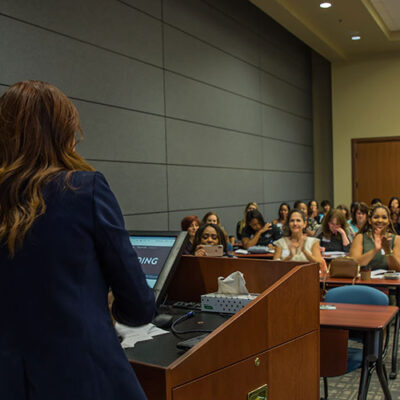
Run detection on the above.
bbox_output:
[217,271,249,295]
[115,322,168,349]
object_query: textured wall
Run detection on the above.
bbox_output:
[0,0,313,235]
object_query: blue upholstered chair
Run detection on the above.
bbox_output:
[321,285,389,400]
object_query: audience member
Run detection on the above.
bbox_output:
[294,200,316,235]
[316,209,351,253]
[201,211,232,252]
[348,202,368,234]
[336,204,350,221]
[236,202,258,240]
[201,211,220,226]
[371,198,382,206]
[318,200,331,223]
[241,210,282,249]
[273,209,325,270]
[180,215,200,254]
[308,200,320,232]
[389,196,400,213]
[273,202,290,232]
[350,204,400,271]
[391,210,400,235]
[191,223,227,256]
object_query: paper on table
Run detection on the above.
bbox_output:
[115,322,169,349]
[234,249,248,254]
[371,269,387,278]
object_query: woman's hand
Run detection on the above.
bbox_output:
[373,228,383,251]
[382,235,393,255]
[336,227,346,236]
[194,245,207,257]
[260,223,272,234]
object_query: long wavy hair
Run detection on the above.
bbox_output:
[0,80,94,256]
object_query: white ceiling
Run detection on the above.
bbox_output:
[250,0,400,61]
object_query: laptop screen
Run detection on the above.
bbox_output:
[129,235,176,289]
[128,231,187,304]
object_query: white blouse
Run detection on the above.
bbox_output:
[274,236,320,262]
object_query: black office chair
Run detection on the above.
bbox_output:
[321,285,389,400]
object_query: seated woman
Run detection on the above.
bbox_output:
[316,209,352,253]
[236,202,258,240]
[191,223,227,257]
[389,196,400,213]
[318,200,331,223]
[391,210,400,235]
[180,215,200,254]
[272,202,290,233]
[348,202,368,235]
[201,211,220,226]
[336,204,350,221]
[201,211,233,251]
[308,200,320,228]
[241,210,282,250]
[294,200,315,236]
[273,209,325,270]
[349,204,400,271]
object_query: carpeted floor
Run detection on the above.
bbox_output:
[320,326,400,399]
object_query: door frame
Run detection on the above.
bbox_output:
[351,136,400,202]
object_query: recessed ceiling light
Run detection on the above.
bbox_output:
[320,2,332,8]
[351,35,361,40]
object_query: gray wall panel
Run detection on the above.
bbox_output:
[262,139,313,172]
[164,0,259,66]
[263,172,314,203]
[260,71,312,118]
[0,0,315,235]
[262,106,312,145]
[90,161,168,215]
[259,42,310,91]
[166,119,262,169]
[124,213,169,231]
[0,16,164,114]
[165,72,262,134]
[76,100,166,163]
[117,0,162,19]
[0,0,163,66]
[168,166,263,210]
[203,0,262,33]
[164,25,260,100]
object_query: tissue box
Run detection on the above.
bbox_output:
[201,293,258,314]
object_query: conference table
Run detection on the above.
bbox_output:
[322,274,400,379]
[321,302,398,400]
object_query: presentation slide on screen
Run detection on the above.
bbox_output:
[129,236,176,288]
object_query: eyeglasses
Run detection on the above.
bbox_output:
[201,234,218,240]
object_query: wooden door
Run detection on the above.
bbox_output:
[352,137,400,205]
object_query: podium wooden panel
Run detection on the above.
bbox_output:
[129,256,320,399]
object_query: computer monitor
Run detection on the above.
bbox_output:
[128,230,188,305]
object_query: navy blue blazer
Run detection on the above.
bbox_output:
[0,171,156,399]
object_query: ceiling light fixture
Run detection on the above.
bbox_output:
[320,2,332,8]
[351,35,361,40]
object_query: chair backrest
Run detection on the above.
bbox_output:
[325,285,389,305]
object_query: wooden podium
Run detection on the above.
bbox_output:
[127,256,320,399]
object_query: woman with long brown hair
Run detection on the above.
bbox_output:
[0,81,156,399]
